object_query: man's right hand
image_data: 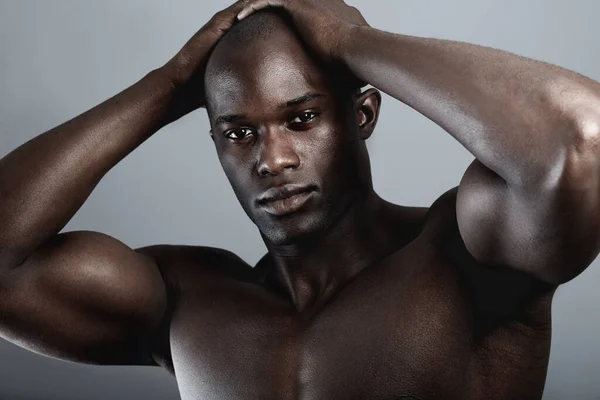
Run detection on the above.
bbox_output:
[0,1,242,367]
[0,2,250,368]
[160,1,246,120]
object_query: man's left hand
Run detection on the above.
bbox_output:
[237,0,369,64]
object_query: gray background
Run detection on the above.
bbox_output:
[1,0,599,399]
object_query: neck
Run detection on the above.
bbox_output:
[260,191,403,313]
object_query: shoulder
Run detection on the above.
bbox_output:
[133,244,258,373]
[135,245,258,290]
[419,187,556,338]
[422,186,460,232]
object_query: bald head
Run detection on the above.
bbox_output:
[201,10,381,245]
[216,8,293,50]
[206,9,296,79]
[203,9,362,115]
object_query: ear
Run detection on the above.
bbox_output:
[209,130,215,142]
[354,88,381,140]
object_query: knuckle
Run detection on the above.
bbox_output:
[212,15,226,24]
[210,14,229,27]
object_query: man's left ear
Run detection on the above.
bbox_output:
[354,88,382,140]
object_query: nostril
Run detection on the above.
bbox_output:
[257,161,276,177]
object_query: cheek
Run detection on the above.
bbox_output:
[309,124,355,175]
[218,149,254,190]
[303,112,348,162]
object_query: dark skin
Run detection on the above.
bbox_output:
[1,1,600,399]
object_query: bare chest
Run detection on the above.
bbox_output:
[168,243,481,400]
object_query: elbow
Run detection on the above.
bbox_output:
[571,111,600,153]
[536,83,600,190]
[545,77,600,152]
[558,109,600,187]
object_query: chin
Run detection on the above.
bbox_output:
[256,211,329,246]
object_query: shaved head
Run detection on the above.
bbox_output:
[201,7,379,245]
[217,8,292,48]
[204,8,362,114]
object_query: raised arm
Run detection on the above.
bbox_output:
[339,25,600,285]
[239,0,600,286]
[0,2,245,365]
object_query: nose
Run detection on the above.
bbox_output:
[256,131,300,177]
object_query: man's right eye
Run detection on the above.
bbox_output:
[225,128,254,140]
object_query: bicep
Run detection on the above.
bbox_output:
[0,230,167,365]
[456,158,600,285]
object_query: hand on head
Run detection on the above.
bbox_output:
[237,0,369,64]
[161,0,368,121]
[161,1,248,119]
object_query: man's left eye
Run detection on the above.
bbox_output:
[290,112,318,124]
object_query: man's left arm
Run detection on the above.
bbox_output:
[339,25,600,285]
[237,0,600,285]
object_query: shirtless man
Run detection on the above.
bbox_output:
[1,1,599,399]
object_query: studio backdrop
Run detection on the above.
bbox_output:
[0,0,599,399]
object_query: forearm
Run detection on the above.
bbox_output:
[341,26,600,187]
[0,68,178,267]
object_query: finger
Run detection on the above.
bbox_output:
[209,1,248,32]
[237,0,283,20]
[228,0,249,14]
[214,1,247,21]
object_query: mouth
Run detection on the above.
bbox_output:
[257,183,317,216]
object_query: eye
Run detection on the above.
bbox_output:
[289,111,318,125]
[225,127,254,141]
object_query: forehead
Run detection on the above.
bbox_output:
[205,32,332,119]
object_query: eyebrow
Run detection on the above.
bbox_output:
[214,92,325,126]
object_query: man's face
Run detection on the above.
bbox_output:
[204,24,369,245]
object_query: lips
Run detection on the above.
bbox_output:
[257,183,316,216]
[257,183,315,203]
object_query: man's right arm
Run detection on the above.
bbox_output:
[0,67,174,365]
[0,1,245,366]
